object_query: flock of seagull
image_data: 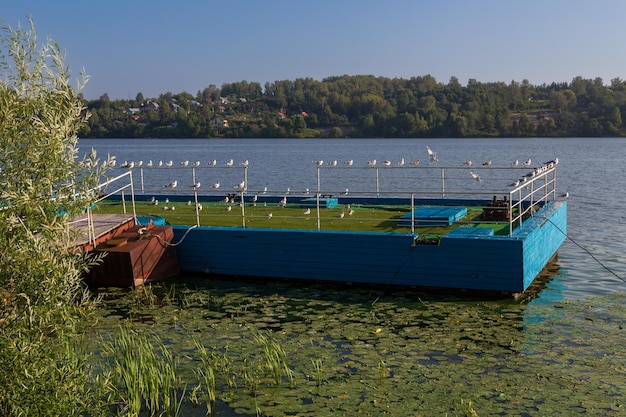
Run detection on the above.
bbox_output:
[118,146,564,215]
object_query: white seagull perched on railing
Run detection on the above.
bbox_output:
[208,159,217,167]
[524,158,532,166]
[180,160,189,167]
[345,159,353,166]
[368,159,377,166]
[164,180,178,188]
[313,160,324,167]
[226,159,234,167]
[192,182,201,190]
[211,181,220,189]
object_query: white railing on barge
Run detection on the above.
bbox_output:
[103,161,560,237]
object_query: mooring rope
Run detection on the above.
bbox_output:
[538,216,626,285]
[146,225,198,248]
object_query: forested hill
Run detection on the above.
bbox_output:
[80,74,626,139]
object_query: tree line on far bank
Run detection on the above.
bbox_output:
[80,74,626,139]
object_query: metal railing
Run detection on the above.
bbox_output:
[103,162,559,237]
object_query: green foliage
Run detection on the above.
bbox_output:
[0,19,109,416]
[81,74,626,139]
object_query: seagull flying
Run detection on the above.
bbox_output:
[426,146,437,163]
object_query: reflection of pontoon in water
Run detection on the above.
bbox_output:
[81,159,566,294]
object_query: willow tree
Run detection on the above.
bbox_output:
[0,20,110,415]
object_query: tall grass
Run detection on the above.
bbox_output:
[101,326,185,417]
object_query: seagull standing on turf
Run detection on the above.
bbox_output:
[304,208,311,215]
[336,212,345,219]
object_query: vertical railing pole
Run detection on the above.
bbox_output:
[316,167,321,231]
[441,168,446,197]
[240,190,246,227]
[376,167,380,197]
[129,171,137,220]
[140,168,144,194]
[410,192,415,235]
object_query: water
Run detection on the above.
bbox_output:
[80,137,626,300]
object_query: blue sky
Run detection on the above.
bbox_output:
[4,0,626,100]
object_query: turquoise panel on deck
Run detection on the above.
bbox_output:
[400,206,467,227]
[444,227,494,238]
[300,198,338,208]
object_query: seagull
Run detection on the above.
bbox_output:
[152,199,158,206]
[509,179,520,187]
[426,146,437,163]
[512,159,519,167]
[208,159,217,167]
[524,158,532,166]
[559,191,569,199]
[180,160,189,166]
[544,158,559,167]
[226,206,232,212]
[368,159,377,166]
[266,212,273,219]
[345,159,354,166]
[382,160,391,166]
[126,161,134,169]
[464,160,472,166]
[328,160,337,166]
[348,209,355,216]
[187,200,192,205]
[410,159,420,166]
[240,160,249,167]
[235,181,245,191]
[313,160,324,167]
[165,160,173,167]
[304,188,310,195]
[252,195,258,203]
[196,203,203,210]
[170,206,175,211]
[157,160,163,167]
[165,198,169,204]
[164,180,178,188]
[193,181,201,190]
[284,187,290,195]
[469,171,481,181]
[262,186,268,194]
[336,212,345,219]
[397,158,405,166]
[223,196,230,203]
[482,160,492,167]
[193,161,201,167]
[146,160,153,167]
[304,208,311,215]
[278,197,287,207]
[211,182,220,189]
[136,160,143,167]
[341,188,349,196]
[225,159,234,167]
[108,158,116,167]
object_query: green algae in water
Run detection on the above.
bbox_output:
[86,281,626,416]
